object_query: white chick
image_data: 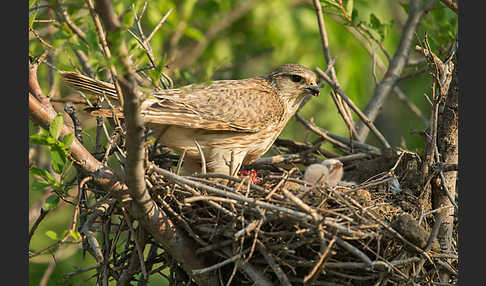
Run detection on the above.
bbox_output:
[304,159,343,187]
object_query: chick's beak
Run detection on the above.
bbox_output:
[305,85,320,96]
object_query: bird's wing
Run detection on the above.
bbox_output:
[61,71,284,133]
[143,79,284,132]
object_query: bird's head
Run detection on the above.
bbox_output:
[321,159,343,186]
[264,64,320,108]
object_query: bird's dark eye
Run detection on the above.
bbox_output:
[290,75,303,83]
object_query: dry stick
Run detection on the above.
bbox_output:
[414,212,442,278]
[315,68,391,148]
[29,208,50,243]
[434,146,458,210]
[192,248,251,275]
[85,0,125,107]
[354,0,438,142]
[129,7,173,89]
[416,40,457,209]
[234,171,295,239]
[30,59,216,286]
[249,153,317,168]
[175,149,186,175]
[296,113,382,155]
[345,25,429,127]
[121,208,148,280]
[54,0,87,41]
[304,233,337,283]
[194,139,207,174]
[154,165,316,220]
[295,113,351,152]
[158,165,363,239]
[30,27,54,50]
[144,8,173,45]
[312,0,356,140]
[256,240,292,286]
[86,3,158,283]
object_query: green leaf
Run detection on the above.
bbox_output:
[85,29,100,52]
[60,22,74,38]
[122,9,135,27]
[351,9,359,26]
[60,133,74,149]
[70,230,82,241]
[49,113,63,140]
[31,180,50,192]
[29,0,37,9]
[61,230,69,239]
[369,13,381,29]
[369,13,386,40]
[30,133,50,146]
[184,26,205,42]
[44,195,60,211]
[345,0,354,18]
[29,9,38,29]
[50,145,67,174]
[147,59,166,86]
[182,0,197,19]
[45,230,59,241]
[30,167,56,184]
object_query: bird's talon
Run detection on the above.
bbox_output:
[238,170,261,184]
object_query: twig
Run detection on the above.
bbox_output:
[296,113,382,154]
[144,8,173,45]
[304,233,337,283]
[122,208,148,280]
[354,0,438,142]
[414,212,442,276]
[64,103,83,143]
[312,0,356,140]
[192,248,251,275]
[85,0,125,107]
[343,23,428,127]
[194,139,207,174]
[153,165,317,220]
[55,0,87,41]
[30,54,218,286]
[256,240,292,286]
[439,0,458,14]
[29,208,50,243]
[315,68,391,148]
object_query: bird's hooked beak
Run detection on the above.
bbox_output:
[305,85,320,96]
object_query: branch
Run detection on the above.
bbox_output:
[354,0,438,142]
[315,68,391,148]
[312,0,356,140]
[29,63,217,286]
[439,0,458,14]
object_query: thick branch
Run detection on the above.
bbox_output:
[432,54,458,282]
[354,0,437,142]
[29,69,216,286]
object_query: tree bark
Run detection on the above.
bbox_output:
[432,54,458,283]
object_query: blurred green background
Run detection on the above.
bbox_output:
[29,0,457,284]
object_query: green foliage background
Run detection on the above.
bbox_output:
[29,0,457,284]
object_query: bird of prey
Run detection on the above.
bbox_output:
[62,64,319,176]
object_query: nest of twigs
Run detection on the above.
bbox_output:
[145,147,458,285]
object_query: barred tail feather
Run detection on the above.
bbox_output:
[60,71,118,99]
